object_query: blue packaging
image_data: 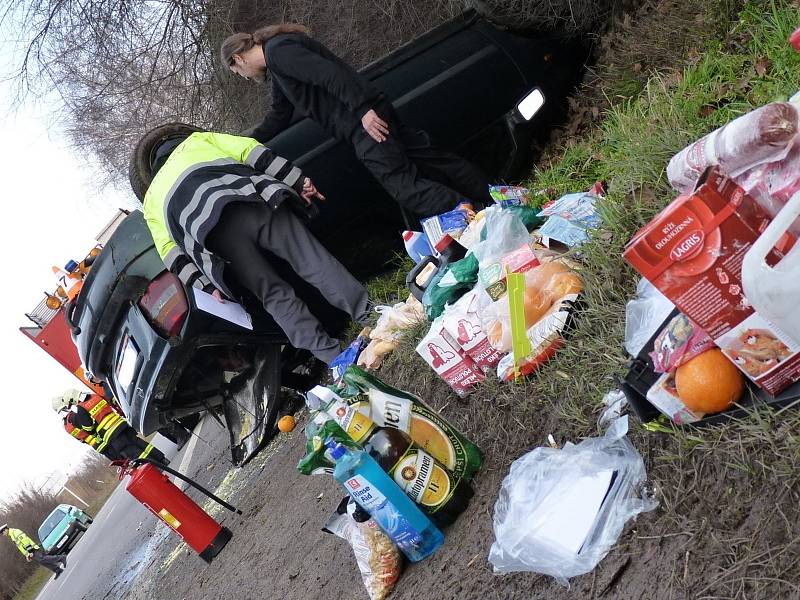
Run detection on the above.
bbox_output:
[327,441,444,562]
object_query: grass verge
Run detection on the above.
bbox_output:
[13,568,52,600]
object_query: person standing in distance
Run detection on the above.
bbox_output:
[220,24,493,217]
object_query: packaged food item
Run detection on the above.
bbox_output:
[416,318,485,396]
[357,295,426,370]
[537,192,602,247]
[331,328,371,381]
[645,372,704,424]
[667,102,799,193]
[489,185,531,207]
[441,289,505,372]
[734,141,800,220]
[649,313,714,373]
[323,499,403,600]
[478,242,541,301]
[624,168,800,395]
[482,260,583,353]
[338,366,484,481]
[421,207,470,248]
[496,294,580,381]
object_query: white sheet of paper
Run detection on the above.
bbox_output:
[192,288,253,330]
[529,470,615,556]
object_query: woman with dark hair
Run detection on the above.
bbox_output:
[220,24,493,217]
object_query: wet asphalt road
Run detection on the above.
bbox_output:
[34,427,208,600]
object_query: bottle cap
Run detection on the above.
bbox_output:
[434,234,454,253]
[325,439,347,460]
[402,230,414,241]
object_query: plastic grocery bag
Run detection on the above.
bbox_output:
[488,416,657,586]
[624,279,674,357]
[324,498,403,600]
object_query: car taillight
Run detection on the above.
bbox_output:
[139,271,188,337]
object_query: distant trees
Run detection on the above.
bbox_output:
[0,453,117,599]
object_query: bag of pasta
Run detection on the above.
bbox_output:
[323,498,403,600]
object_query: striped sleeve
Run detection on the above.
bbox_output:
[245,144,305,194]
[163,247,216,293]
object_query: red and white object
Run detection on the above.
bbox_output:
[126,463,232,563]
[441,290,504,373]
[667,102,799,194]
[416,318,484,397]
[624,169,800,395]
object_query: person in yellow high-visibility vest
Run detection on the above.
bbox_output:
[52,389,168,465]
[0,524,67,578]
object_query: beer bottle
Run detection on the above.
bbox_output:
[325,395,473,526]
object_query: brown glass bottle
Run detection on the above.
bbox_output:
[363,426,473,527]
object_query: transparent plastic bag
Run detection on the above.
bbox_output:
[667,102,799,193]
[488,416,657,586]
[624,278,674,357]
[324,499,403,600]
[471,207,531,276]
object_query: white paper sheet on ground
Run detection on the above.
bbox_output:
[192,288,253,330]
[527,469,615,556]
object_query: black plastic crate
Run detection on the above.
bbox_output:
[622,309,800,427]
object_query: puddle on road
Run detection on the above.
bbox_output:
[107,524,172,599]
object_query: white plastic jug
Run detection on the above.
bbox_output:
[742,190,800,344]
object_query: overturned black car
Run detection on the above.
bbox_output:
[69,10,588,464]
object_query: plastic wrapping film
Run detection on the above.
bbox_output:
[667,102,799,193]
[488,416,657,586]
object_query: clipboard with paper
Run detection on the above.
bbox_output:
[192,288,253,330]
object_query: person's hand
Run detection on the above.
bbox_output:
[211,289,225,303]
[301,177,326,205]
[361,109,389,143]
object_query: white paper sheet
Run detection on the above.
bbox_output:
[528,470,615,556]
[192,288,253,330]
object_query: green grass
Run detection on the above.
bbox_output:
[13,568,52,600]
[369,1,800,597]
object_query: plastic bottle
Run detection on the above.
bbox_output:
[323,393,473,525]
[405,234,468,301]
[741,190,800,345]
[326,440,444,562]
[402,231,434,264]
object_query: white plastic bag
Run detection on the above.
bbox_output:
[488,416,657,585]
[623,278,674,357]
[471,207,531,278]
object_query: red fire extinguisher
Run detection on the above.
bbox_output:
[118,458,242,563]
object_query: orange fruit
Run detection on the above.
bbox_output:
[675,349,745,414]
[277,415,296,433]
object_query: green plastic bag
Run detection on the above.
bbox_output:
[338,366,483,481]
[296,418,357,476]
[422,253,479,320]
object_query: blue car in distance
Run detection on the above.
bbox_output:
[38,504,93,554]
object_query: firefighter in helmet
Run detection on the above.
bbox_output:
[52,389,169,465]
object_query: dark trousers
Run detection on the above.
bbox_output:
[31,549,64,573]
[207,202,370,364]
[351,103,493,217]
[106,426,166,463]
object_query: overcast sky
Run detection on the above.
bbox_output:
[0,38,136,498]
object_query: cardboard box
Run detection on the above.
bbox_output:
[624,169,800,395]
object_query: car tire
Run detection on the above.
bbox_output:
[75,523,87,533]
[85,517,93,525]
[128,122,203,201]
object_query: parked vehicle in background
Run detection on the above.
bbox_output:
[38,504,93,555]
[70,9,589,464]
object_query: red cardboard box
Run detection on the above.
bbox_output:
[624,169,800,395]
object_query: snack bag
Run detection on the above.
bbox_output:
[339,366,483,481]
[421,206,470,248]
[489,185,531,207]
[324,500,403,600]
[478,241,541,301]
[442,290,505,372]
[649,313,715,373]
[416,317,485,396]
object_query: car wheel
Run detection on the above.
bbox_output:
[75,523,87,533]
[85,517,93,525]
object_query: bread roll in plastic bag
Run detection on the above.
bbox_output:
[667,102,799,193]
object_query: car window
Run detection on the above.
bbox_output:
[38,508,68,542]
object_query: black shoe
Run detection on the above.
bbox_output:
[54,569,62,579]
[60,555,67,566]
